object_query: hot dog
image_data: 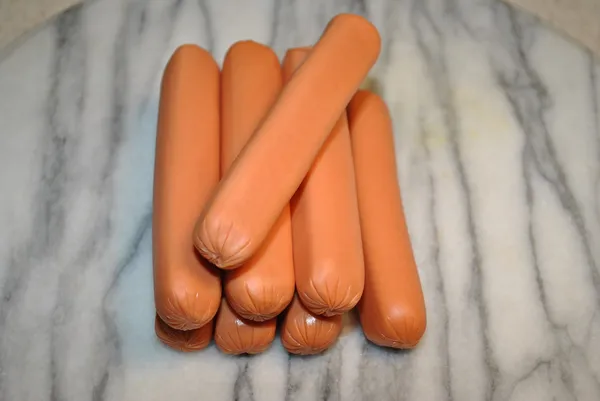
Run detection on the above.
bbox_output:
[194,14,381,269]
[155,314,213,352]
[220,41,295,321]
[214,298,276,355]
[347,90,427,348]
[153,44,221,331]
[280,295,343,355]
[283,48,364,316]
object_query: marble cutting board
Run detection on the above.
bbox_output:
[1,0,599,400]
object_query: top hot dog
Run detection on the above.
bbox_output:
[194,14,381,269]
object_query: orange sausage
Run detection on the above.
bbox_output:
[194,14,381,269]
[280,295,343,355]
[155,314,213,352]
[213,298,276,355]
[153,45,221,331]
[283,48,364,316]
[220,41,295,321]
[347,90,427,348]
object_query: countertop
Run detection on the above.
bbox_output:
[1,0,599,400]
[2,0,600,56]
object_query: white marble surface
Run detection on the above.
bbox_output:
[1,0,599,400]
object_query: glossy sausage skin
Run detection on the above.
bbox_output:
[348,90,426,348]
[280,295,343,355]
[153,44,221,331]
[220,41,295,321]
[155,314,213,352]
[194,14,381,269]
[283,48,364,316]
[214,298,276,355]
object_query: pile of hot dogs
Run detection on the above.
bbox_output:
[152,14,426,355]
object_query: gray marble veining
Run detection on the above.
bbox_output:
[0,0,599,400]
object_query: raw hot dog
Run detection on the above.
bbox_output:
[155,314,213,352]
[220,41,295,321]
[153,44,221,330]
[214,298,276,355]
[283,48,364,316]
[347,90,427,348]
[194,14,381,269]
[280,295,343,355]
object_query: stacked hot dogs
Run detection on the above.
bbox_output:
[152,14,427,355]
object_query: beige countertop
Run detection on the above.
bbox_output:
[505,0,600,56]
[0,0,599,55]
[0,0,79,51]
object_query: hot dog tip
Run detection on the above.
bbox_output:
[281,296,343,355]
[155,314,213,352]
[363,309,427,349]
[193,214,250,269]
[155,267,221,331]
[281,327,339,355]
[214,298,277,355]
[298,276,363,317]
[225,39,269,57]
[325,13,381,53]
[225,279,293,322]
[164,43,217,76]
[215,332,273,355]
[155,285,219,331]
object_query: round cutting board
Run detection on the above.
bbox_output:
[0,1,598,400]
